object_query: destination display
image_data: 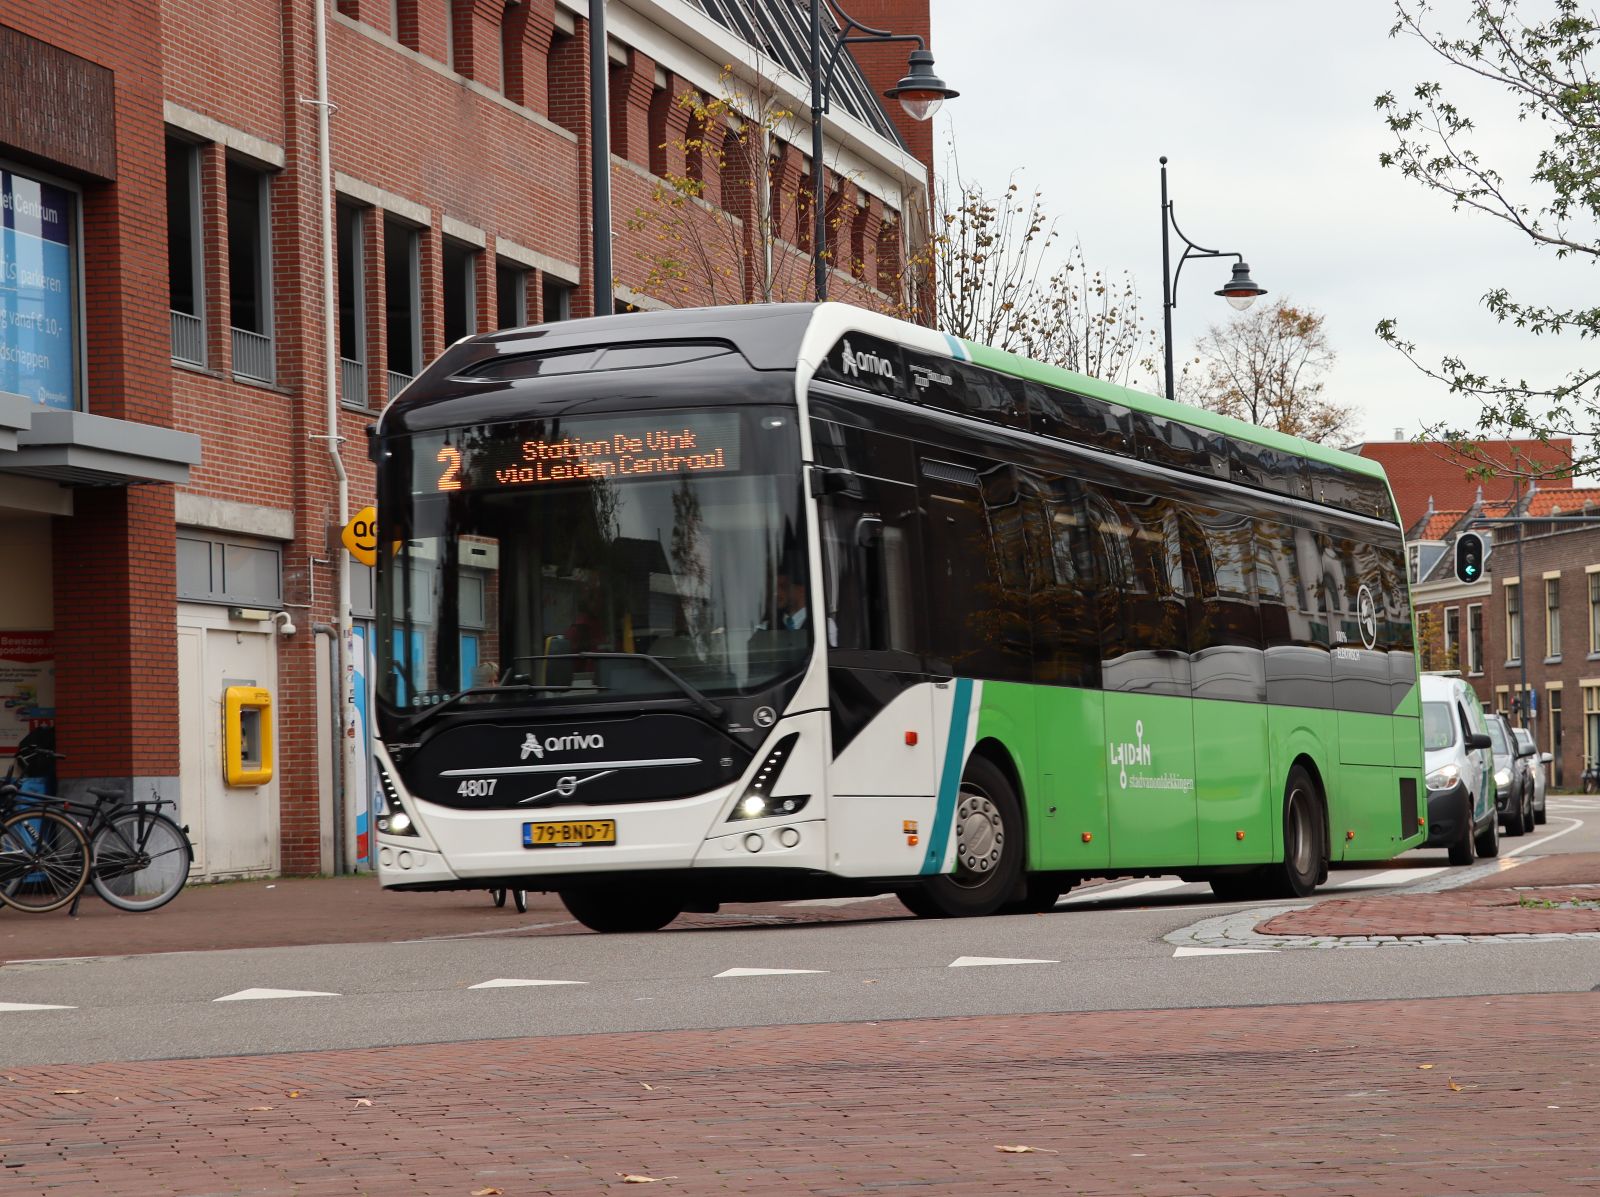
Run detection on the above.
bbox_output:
[418,410,743,493]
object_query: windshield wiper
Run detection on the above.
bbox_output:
[400,683,576,736]
[527,652,725,721]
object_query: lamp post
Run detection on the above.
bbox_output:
[1159,155,1266,400]
[808,0,958,302]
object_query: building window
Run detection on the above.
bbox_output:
[1589,572,1600,654]
[1443,606,1460,669]
[495,261,526,329]
[1495,685,1510,717]
[1505,580,1522,663]
[1468,602,1483,674]
[226,160,273,382]
[1585,683,1600,769]
[542,276,573,322]
[2,164,82,410]
[442,238,477,346]
[1548,686,1564,789]
[166,139,204,365]
[1408,544,1420,584]
[177,533,283,607]
[336,203,366,407]
[1546,575,1562,659]
[384,218,420,398]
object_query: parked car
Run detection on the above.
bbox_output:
[1485,713,1535,836]
[1421,672,1500,865]
[1512,726,1550,825]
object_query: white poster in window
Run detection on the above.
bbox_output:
[0,632,54,756]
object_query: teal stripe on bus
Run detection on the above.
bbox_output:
[942,333,970,362]
[921,677,974,875]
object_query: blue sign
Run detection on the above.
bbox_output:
[1,171,77,410]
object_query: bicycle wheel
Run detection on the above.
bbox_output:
[0,808,89,913]
[90,810,191,912]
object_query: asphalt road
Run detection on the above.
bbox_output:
[2,798,1596,1067]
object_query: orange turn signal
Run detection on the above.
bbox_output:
[1081,832,1093,843]
[1235,830,1246,841]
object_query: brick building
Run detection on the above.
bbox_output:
[1410,486,1600,792]
[1350,434,1574,529]
[3,0,935,877]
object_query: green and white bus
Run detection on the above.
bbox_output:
[371,302,1424,932]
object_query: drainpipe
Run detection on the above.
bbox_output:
[312,0,355,875]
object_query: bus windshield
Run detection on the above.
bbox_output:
[379,406,810,722]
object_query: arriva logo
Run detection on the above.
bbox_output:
[840,338,894,381]
[521,732,605,761]
[1108,719,1152,790]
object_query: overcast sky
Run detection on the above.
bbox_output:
[924,0,1595,450]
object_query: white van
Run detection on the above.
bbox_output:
[1420,673,1500,864]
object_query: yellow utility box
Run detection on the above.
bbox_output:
[223,685,274,787]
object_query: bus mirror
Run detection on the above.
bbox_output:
[810,466,855,497]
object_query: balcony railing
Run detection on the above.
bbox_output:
[170,310,204,366]
[232,327,274,383]
[341,358,367,408]
[387,370,413,401]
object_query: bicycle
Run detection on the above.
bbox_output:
[0,773,90,915]
[1,746,192,915]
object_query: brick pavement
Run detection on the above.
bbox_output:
[1,992,1597,1194]
[1256,854,1600,940]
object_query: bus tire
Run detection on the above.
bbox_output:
[896,756,1024,919]
[1001,875,1069,914]
[559,888,683,934]
[1261,765,1324,899]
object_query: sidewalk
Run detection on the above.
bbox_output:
[1258,852,1600,939]
[3,991,1597,1194]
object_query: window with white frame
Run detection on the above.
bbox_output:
[226,159,273,382]
[1546,575,1562,658]
[1468,602,1483,674]
[166,137,204,365]
[1505,580,1522,662]
[1444,606,1460,667]
[1589,571,1600,654]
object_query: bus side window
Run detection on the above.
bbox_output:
[818,474,919,664]
[1020,471,1100,688]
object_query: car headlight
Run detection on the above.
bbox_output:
[1425,764,1461,791]
[1494,768,1511,790]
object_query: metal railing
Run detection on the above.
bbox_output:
[170,310,204,366]
[231,327,274,383]
[387,369,413,401]
[341,358,367,407]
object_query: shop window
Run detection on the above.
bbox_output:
[337,202,366,407]
[384,217,420,396]
[442,237,478,346]
[166,138,204,365]
[226,159,274,382]
[496,261,526,329]
[177,533,282,607]
[2,164,82,410]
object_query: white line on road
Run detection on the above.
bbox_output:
[213,988,341,1002]
[0,1002,76,1012]
[1333,867,1449,889]
[714,968,827,978]
[1058,878,1191,905]
[1172,946,1278,958]
[948,956,1058,968]
[1506,815,1584,857]
[469,978,586,989]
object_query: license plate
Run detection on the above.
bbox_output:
[523,819,617,848]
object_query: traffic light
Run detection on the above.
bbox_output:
[1454,531,1485,583]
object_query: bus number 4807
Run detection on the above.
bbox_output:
[457,779,498,797]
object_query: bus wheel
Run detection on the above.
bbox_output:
[559,888,683,934]
[1262,766,1325,899]
[896,756,1023,919]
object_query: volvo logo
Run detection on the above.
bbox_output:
[1357,584,1378,650]
[753,706,777,728]
[520,731,605,761]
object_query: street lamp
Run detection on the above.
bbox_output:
[809,0,958,302]
[1160,155,1266,400]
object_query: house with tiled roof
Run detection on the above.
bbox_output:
[1350,436,1574,530]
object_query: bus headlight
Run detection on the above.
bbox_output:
[376,761,419,837]
[1425,764,1461,792]
[729,732,810,821]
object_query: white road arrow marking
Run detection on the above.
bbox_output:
[469,978,587,989]
[1334,867,1447,889]
[0,1002,76,1012]
[714,967,827,978]
[1172,946,1279,957]
[948,956,1058,968]
[213,988,341,1002]
[1059,878,1190,904]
